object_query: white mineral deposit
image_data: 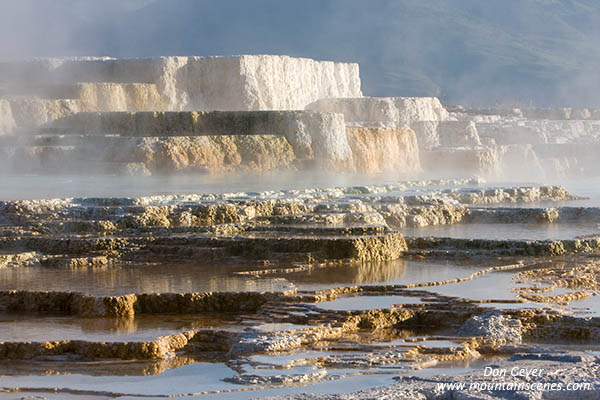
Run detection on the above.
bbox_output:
[0,1,599,399]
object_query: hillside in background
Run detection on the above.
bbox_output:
[1,0,600,106]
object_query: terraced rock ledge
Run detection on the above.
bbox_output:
[0,180,598,398]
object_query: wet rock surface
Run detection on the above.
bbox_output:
[265,352,600,399]
[0,180,598,399]
[458,312,523,342]
[2,54,600,399]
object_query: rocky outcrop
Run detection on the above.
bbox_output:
[3,82,163,111]
[0,99,15,135]
[236,55,361,110]
[477,121,550,145]
[0,56,362,111]
[0,56,362,176]
[306,97,451,155]
[410,121,440,150]
[453,107,600,178]
[108,135,296,173]
[465,205,600,226]
[6,98,81,130]
[449,105,600,122]
[47,110,352,169]
[458,312,523,342]
[405,237,600,257]
[75,82,165,111]
[437,121,481,147]
[285,111,352,167]
[466,207,560,224]
[0,332,195,360]
[306,97,449,126]
[346,126,420,173]
[443,185,578,204]
[0,251,38,268]
[420,143,549,180]
[0,290,283,317]
[521,107,600,120]
[3,55,600,179]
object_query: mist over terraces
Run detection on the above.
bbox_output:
[1,4,600,397]
[3,0,600,106]
[0,55,599,180]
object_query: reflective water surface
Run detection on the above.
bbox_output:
[285,259,507,291]
[0,177,598,398]
[404,222,600,240]
[0,262,292,295]
[0,313,238,342]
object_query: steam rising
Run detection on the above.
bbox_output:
[2,0,600,106]
[0,0,599,200]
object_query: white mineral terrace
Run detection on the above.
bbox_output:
[0,55,599,180]
[0,55,362,111]
[0,55,600,399]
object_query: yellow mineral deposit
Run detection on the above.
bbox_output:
[0,54,599,399]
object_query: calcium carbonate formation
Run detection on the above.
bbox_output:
[0,54,599,178]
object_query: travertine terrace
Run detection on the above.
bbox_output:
[2,55,600,179]
[0,56,362,111]
[308,98,600,180]
[0,55,599,399]
[0,178,599,398]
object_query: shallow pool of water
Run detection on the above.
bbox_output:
[0,359,486,400]
[286,259,506,291]
[0,262,291,295]
[425,270,518,301]
[555,294,600,317]
[404,222,600,240]
[0,362,240,396]
[556,178,600,208]
[316,295,425,311]
[0,313,236,342]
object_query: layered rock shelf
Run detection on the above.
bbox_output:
[2,54,600,398]
[0,55,361,111]
[1,55,599,178]
[49,110,352,167]
[0,178,599,397]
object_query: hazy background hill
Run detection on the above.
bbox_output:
[1,0,600,106]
